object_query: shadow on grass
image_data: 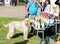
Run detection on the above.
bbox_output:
[14,40,28,44]
[12,27,35,39]
[12,33,23,38]
[12,32,34,39]
[12,33,34,44]
[28,27,34,38]
[28,34,34,38]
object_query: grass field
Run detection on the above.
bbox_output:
[17,2,25,6]
[0,17,41,44]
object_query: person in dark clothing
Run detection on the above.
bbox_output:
[55,0,60,6]
[0,0,4,5]
[12,0,17,6]
[25,0,29,4]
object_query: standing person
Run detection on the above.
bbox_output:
[25,0,41,18]
[42,0,51,13]
[12,0,17,6]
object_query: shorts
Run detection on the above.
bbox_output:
[25,14,30,18]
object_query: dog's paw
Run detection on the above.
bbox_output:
[6,36,11,40]
[6,37,11,40]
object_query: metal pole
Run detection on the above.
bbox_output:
[17,0,19,5]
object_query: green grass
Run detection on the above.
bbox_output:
[0,17,41,44]
[17,2,25,6]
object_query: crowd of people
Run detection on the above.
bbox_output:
[25,0,60,18]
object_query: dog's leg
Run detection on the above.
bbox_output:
[24,32,28,40]
[23,29,28,40]
[6,26,14,39]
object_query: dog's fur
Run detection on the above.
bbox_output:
[4,18,30,40]
[50,38,60,44]
[57,35,60,41]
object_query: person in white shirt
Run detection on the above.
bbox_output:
[42,0,51,13]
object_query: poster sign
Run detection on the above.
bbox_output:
[4,0,10,6]
[50,5,59,17]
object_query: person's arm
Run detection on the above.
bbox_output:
[25,2,32,16]
[25,6,29,16]
[35,0,41,7]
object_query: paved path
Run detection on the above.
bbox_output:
[0,6,26,18]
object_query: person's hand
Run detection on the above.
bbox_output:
[26,11,29,16]
[25,11,29,18]
[35,0,38,3]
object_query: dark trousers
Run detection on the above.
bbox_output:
[25,0,28,4]
[12,0,17,6]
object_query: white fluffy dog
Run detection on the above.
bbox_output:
[4,18,30,40]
